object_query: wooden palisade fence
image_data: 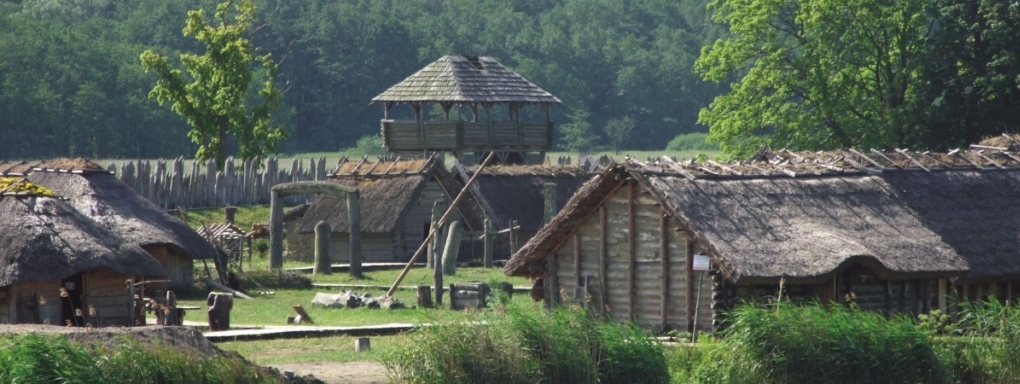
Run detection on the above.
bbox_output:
[107,156,330,209]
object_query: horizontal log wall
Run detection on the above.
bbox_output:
[86,269,133,327]
[107,156,330,210]
[9,280,62,325]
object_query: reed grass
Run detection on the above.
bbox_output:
[384,298,668,384]
[0,333,275,384]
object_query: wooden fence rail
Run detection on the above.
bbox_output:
[106,156,330,210]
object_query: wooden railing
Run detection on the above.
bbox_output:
[382,120,553,151]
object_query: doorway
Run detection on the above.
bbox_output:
[61,273,85,327]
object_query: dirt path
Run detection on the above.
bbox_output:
[272,361,389,384]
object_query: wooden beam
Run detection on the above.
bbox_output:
[363,159,384,175]
[628,182,637,322]
[975,151,1004,169]
[599,205,609,317]
[573,232,581,295]
[546,247,559,308]
[849,148,886,170]
[870,148,902,169]
[659,207,670,332]
[885,280,893,317]
[685,235,694,332]
[998,150,1020,166]
[894,149,930,172]
[938,279,947,313]
[954,150,986,170]
[899,281,907,312]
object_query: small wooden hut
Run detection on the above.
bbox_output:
[373,55,561,164]
[504,147,1020,333]
[8,159,219,289]
[0,177,165,326]
[287,157,484,262]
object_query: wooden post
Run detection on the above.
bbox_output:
[483,219,493,268]
[269,190,284,270]
[885,280,893,317]
[313,221,331,275]
[428,199,447,269]
[573,232,581,292]
[509,220,519,254]
[899,281,907,312]
[165,291,179,326]
[627,182,636,322]
[434,246,444,306]
[543,182,557,226]
[442,222,463,276]
[545,248,559,308]
[599,206,608,317]
[659,208,669,332]
[348,190,363,279]
[938,279,947,312]
[685,237,694,332]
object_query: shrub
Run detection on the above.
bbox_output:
[385,303,667,384]
[352,135,386,156]
[665,132,718,152]
[241,269,312,289]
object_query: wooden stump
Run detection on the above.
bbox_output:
[417,286,433,308]
[442,221,463,276]
[355,337,371,353]
[207,292,233,331]
[313,221,332,275]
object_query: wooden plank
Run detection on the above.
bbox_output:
[885,280,893,317]
[659,207,669,331]
[627,182,636,322]
[599,205,609,317]
[898,281,907,312]
[573,232,581,290]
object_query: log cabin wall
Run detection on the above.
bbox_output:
[143,245,193,290]
[85,269,133,326]
[402,181,457,259]
[547,182,712,333]
[8,280,62,325]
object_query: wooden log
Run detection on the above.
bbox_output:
[292,304,313,324]
[417,286,433,308]
[659,207,669,331]
[543,182,557,225]
[599,205,608,316]
[165,291,179,326]
[483,219,493,268]
[434,243,444,306]
[685,235,694,332]
[885,280,893,317]
[348,191,362,279]
[938,279,947,312]
[314,221,332,275]
[428,199,447,268]
[355,338,371,353]
[628,182,636,322]
[203,278,252,300]
[545,244,559,308]
[269,190,284,270]
[899,281,907,312]
[441,221,463,276]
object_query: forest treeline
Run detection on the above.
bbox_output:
[0,0,725,159]
[2,0,1017,160]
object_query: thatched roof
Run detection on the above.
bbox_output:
[27,163,218,260]
[331,156,435,178]
[296,177,427,234]
[0,195,165,287]
[884,171,1020,281]
[454,164,591,231]
[372,55,562,105]
[0,158,106,176]
[505,154,1005,283]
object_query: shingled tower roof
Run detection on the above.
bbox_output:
[372,55,562,105]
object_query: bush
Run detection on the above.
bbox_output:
[665,132,718,152]
[241,270,312,289]
[385,303,667,384]
[352,135,386,156]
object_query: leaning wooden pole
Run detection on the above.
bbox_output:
[386,152,497,297]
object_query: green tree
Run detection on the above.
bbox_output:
[559,108,601,155]
[604,116,635,155]
[140,0,286,168]
[697,0,932,157]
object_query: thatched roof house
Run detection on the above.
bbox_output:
[505,146,1020,333]
[286,157,483,262]
[5,159,218,289]
[0,178,165,326]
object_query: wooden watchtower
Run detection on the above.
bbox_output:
[373,55,561,164]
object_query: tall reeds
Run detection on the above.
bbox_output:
[384,299,667,384]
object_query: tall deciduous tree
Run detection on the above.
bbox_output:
[697,0,932,157]
[140,0,286,168]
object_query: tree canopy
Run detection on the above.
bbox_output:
[140,0,286,168]
[698,0,1020,157]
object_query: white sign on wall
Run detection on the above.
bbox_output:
[692,254,711,271]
